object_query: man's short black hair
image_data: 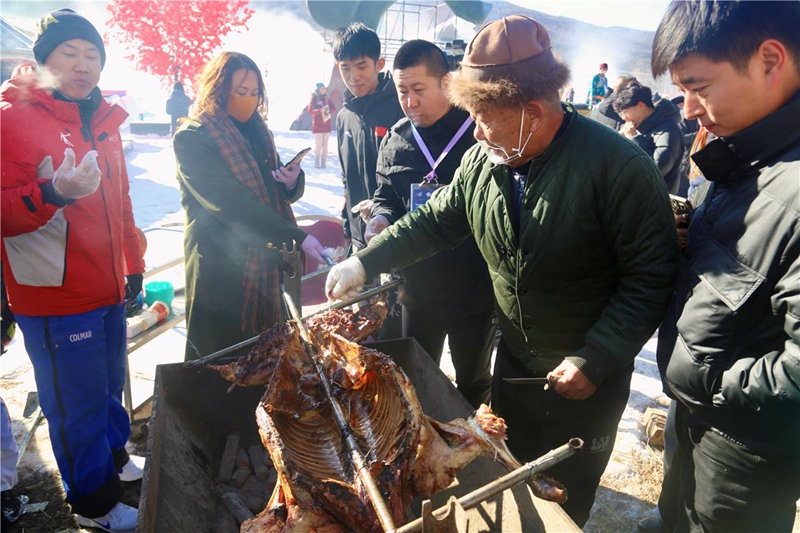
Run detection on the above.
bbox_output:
[393,40,449,80]
[652,0,800,77]
[612,84,654,113]
[333,22,381,63]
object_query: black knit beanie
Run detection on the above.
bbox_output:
[33,9,106,69]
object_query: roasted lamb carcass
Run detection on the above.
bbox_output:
[209,300,565,532]
[209,300,388,388]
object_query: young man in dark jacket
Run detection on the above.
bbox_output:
[327,15,681,526]
[333,23,405,252]
[614,84,684,194]
[364,40,495,408]
[333,23,405,339]
[651,2,800,532]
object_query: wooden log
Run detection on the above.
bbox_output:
[231,465,251,488]
[236,448,250,468]
[221,491,254,524]
[248,445,271,480]
[217,435,240,482]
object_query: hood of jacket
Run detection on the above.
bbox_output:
[692,90,800,182]
[1,74,127,129]
[638,98,681,135]
[596,95,620,120]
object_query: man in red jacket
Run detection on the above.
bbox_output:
[0,9,145,532]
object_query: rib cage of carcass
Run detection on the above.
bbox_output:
[211,299,566,532]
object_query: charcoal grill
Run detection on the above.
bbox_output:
[136,338,580,532]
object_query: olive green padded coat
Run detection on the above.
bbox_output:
[359,107,681,384]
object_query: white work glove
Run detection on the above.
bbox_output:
[37,155,55,179]
[51,148,101,200]
[325,256,366,301]
[364,215,390,244]
[301,234,326,266]
[272,164,300,190]
[351,199,374,222]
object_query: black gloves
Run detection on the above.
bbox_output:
[126,273,144,299]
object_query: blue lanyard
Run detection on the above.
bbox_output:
[410,116,473,183]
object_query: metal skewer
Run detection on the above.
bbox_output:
[395,438,584,533]
[183,278,403,369]
[282,290,398,533]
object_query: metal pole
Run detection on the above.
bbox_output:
[16,408,45,468]
[183,278,404,369]
[283,291,398,533]
[302,278,404,318]
[395,438,584,533]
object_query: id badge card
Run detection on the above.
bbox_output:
[410,182,442,211]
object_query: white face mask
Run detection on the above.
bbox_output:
[479,108,533,166]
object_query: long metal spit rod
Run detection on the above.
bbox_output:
[183,278,404,369]
[303,277,404,319]
[395,438,585,533]
[282,290,398,533]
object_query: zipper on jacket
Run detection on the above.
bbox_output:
[84,117,124,303]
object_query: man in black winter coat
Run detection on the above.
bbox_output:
[364,40,495,408]
[166,82,192,135]
[649,2,800,532]
[614,83,684,193]
[333,23,405,253]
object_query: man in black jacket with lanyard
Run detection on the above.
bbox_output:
[364,40,495,408]
[652,2,800,532]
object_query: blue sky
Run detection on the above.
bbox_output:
[510,0,671,31]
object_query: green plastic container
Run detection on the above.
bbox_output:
[144,281,174,310]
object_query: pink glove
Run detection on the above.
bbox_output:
[364,215,390,243]
[272,164,300,190]
[351,199,374,222]
[301,234,326,266]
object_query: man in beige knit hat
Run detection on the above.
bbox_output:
[326,15,680,525]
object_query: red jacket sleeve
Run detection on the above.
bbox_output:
[1,159,60,238]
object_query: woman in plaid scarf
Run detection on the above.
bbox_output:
[174,52,326,361]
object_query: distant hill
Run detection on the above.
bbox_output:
[489,2,665,92]
[261,0,667,94]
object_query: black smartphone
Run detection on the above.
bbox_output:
[285,147,311,167]
[669,194,692,216]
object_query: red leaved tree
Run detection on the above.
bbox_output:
[106,0,254,91]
